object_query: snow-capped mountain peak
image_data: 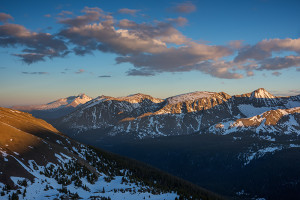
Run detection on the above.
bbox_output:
[250,88,275,99]
[12,94,92,111]
[68,93,93,107]
[11,94,93,119]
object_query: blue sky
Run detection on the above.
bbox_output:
[0,0,300,106]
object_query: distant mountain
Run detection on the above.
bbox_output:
[54,88,300,139]
[12,94,92,119]
[0,107,222,200]
[238,88,275,99]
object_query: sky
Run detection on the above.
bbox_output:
[0,0,300,107]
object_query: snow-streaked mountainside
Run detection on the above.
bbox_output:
[11,94,92,119]
[54,88,300,139]
[210,107,300,135]
[0,107,221,200]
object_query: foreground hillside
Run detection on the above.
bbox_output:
[0,107,222,200]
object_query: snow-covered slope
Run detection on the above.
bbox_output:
[0,107,220,200]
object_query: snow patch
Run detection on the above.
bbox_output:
[238,105,273,118]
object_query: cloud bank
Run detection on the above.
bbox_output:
[0,9,300,79]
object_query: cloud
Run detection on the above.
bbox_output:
[118,8,140,16]
[57,8,236,78]
[75,69,85,74]
[116,41,231,66]
[14,53,45,64]
[126,69,155,76]
[60,20,168,56]
[272,71,281,76]
[235,38,300,62]
[229,40,244,50]
[258,55,300,70]
[234,44,271,62]
[120,55,241,79]
[22,71,49,75]
[58,10,73,17]
[0,7,234,78]
[195,61,243,79]
[0,13,13,23]
[0,23,69,64]
[297,68,300,72]
[170,2,196,13]
[167,17,188,26]
[117,18,188,44]
[2,7,300,79]
[59,7,105,27]
[229,38,300,75]
[44,14,51,18]
[98,75,112,78]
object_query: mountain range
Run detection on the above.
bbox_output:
[7,88,300,199]
[52,88,300,139]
